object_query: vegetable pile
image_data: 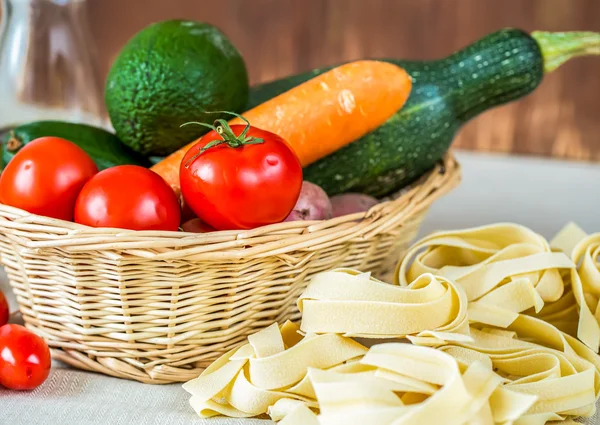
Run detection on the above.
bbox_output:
[0,21,599,232]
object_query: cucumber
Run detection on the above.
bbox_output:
[1,121,151,171]
[248,29,600,197]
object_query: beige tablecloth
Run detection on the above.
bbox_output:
[2,152,600,425]
[0,360,271,425]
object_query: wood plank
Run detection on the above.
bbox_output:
[3,0,600,161]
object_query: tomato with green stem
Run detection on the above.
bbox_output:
[179,113,302,231]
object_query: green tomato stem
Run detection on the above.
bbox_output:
[181,111,264,168]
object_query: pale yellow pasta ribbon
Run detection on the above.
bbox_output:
[396,224,575,320]
[182,223,600,425]
[550,223,600,352]
[298,269,470,341]
[570,232,600,352]
[440,323,599,418]
[267,344,536,425]
[182,321,366,418]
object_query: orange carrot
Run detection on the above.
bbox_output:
[151,60,412,191]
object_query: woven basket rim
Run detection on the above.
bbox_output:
[0,153,460,260]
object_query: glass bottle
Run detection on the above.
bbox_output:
[0,0,107,137]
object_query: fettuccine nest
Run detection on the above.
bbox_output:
[182,222,600,425]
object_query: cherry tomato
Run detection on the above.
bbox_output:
[0,324,51,390]
[74,165,181,231]
[0,291,8,327]
[180,124,302,230]
[0,137,98,221]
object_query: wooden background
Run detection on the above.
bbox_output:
[6,0,600,161]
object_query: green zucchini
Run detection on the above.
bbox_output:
[248,29,600,197]
[1,121,151,171]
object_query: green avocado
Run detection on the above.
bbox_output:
[105,19,249,156]
[1,121,151,171]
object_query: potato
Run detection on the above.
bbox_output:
[330,193,379,217]
[284,181,333,222]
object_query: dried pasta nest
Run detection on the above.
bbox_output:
[0,154,460,384]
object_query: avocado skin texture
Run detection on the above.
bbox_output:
[105,20,249,156]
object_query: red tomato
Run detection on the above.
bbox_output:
[74,165,181,231]
[0,291,8,327]
[0,137,98,221]
[0,324,51,390]
[180,125,302,230]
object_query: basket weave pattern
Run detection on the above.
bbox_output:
[0,155,459,384]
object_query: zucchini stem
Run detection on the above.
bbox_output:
[532,31,600,73]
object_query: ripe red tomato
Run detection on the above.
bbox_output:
[180,124,302,230]
[0,324,51,390]
[0,291,8,326]
[0,137,98,221]
[74,165,181,231]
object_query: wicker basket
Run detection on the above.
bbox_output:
[0,154,459,384]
